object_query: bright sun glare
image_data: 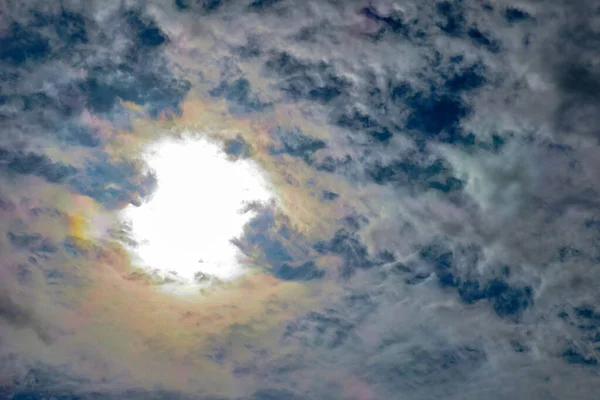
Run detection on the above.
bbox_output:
[121,134,273,286]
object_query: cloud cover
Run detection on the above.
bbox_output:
[1,0,600,399]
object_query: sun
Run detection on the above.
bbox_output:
[120,133,273,286]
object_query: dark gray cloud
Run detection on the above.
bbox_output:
[68,155,157,208]
[0,290,54,345]
[268,128,327,164]
[232,206,327,281]
[0,148,77,184]
[210,77,271,114]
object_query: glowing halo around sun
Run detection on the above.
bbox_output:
[120,133,274,288]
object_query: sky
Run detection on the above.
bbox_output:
[120,135,275,284]
[1,0,600,399]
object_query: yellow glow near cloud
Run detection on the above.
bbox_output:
[120,133,274,284]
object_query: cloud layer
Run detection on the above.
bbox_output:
[1,0,600,399]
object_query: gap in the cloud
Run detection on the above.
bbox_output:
[120,132,274,290]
